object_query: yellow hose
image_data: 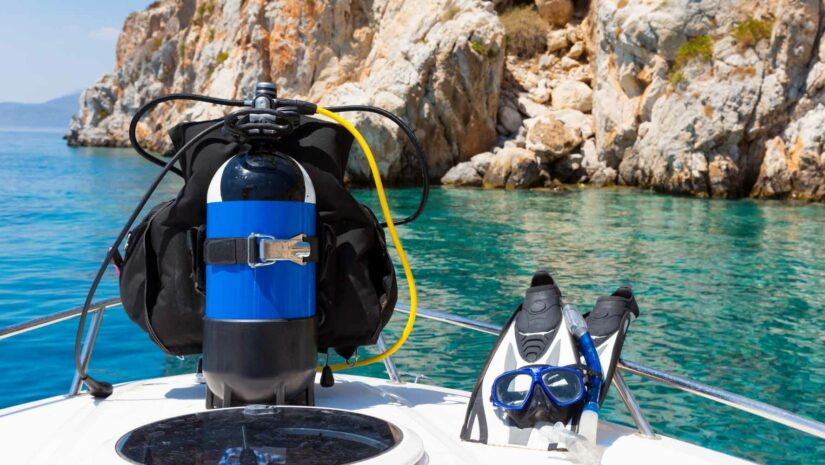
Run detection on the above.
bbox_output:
[315,106,417,371]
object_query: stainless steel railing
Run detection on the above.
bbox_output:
[618,359,825,439]
[0,298,123,396]
[1,299,824,441]
[0,298,120,341]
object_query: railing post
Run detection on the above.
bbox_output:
[68,305,107,396]
[612,370,657,438]
[376,334,401,383]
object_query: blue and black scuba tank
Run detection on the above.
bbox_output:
[201,149,318,407]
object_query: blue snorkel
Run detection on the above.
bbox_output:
[563,304,602,443]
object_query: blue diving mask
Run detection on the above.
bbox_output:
[491,365,588,428]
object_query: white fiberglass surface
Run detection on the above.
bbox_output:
[0,373,756,465]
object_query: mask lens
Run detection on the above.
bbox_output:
[494,372,534,408]
[541,369,583,404]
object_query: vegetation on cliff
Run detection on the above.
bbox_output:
[732,18,773,49]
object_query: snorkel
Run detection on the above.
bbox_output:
[563,304,603,444]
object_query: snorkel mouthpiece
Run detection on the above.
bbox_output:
[562,304,588,338]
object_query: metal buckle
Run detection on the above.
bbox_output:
[247,233,313,268]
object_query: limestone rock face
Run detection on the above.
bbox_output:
[441,161,483,187]
[753,105,825,200]
[552,79,592,112]
[68,0,825,199]
[592,0,825,199]
[547,30,569,53]
[535,0,573,27]
[483,151,513,188]
[506,148,541,188]
[471,151,495,176]
[65,0,505,185]
[751,137,794,198]
[551,152,585,183]
[498,105,523,134]
[526,113,583,161]
[483,147,539,188]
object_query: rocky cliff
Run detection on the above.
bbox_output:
[441,0,825,200]
[595,0,825,201]
[70,0,825,199]
[66,0,503,184]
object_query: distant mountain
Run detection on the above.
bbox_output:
[0,92,81,129]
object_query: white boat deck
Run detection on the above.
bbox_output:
[0,373,754,464]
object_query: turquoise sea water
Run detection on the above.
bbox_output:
[0,129,823,464]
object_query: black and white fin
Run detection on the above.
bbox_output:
[460,270,579,449]
[585,286,639,405]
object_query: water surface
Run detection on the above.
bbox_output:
[0,130,822,464]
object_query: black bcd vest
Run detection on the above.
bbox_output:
[118,117,397,360]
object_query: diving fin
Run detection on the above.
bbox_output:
[460,270,579,448]
[585,286,639,405]
[514,270,564,363]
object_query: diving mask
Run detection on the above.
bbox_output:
[491,365,588,428]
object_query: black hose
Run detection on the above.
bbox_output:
[129,96,428,226]
[74,120,225,397]
[129,94,246,177]
[326,105,429,227]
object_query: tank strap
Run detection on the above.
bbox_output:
[205,233,317,267]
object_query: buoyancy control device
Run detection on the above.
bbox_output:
[73,82,427,404]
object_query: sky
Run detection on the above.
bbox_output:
[0,0,151,103]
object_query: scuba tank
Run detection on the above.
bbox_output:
[202,149,318,407]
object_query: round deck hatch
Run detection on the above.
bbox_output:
[116,405,416,465]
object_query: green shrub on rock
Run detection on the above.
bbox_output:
[675,35,714,69]
[197,0,215,21]
[668,35,714,88]
[148,36,163,54]
[669,70,686,86]
[216,50,229,66]
[732,18,773,48]
[470,40,496,59]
